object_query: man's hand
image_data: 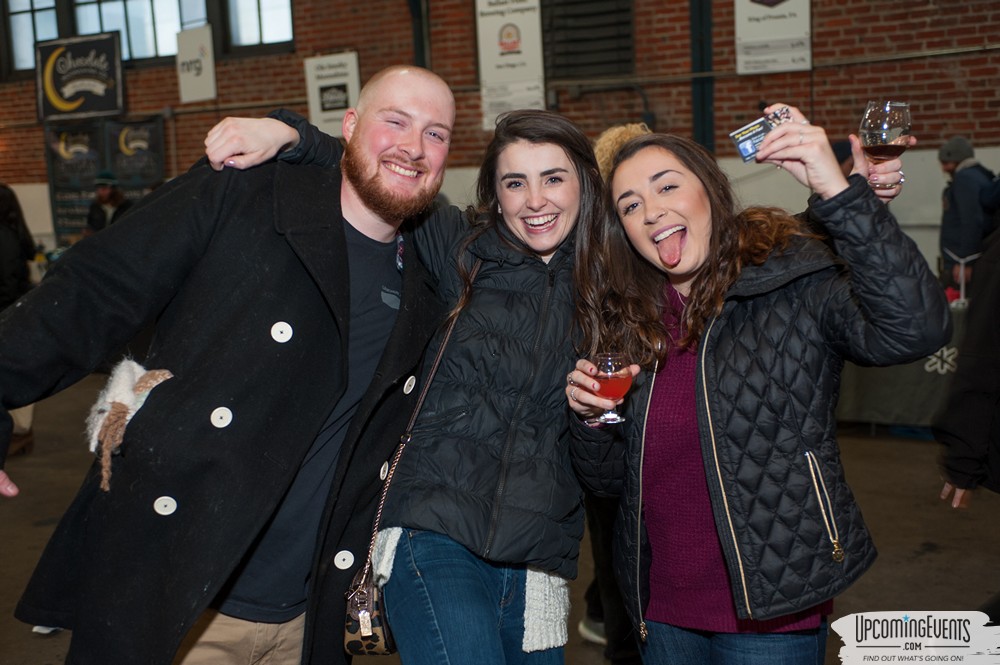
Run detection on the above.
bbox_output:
[0,469,20,497]
[952,263,972,288]
[204,117,300,171]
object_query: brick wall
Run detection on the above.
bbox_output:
[1,0,998,184]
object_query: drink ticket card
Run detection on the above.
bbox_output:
[729,106,791,162]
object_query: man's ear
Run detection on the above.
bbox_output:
[342,109,358,142]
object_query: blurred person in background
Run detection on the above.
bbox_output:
[85,170,134,234]
[0,183,37,455]
[937,136,996,290]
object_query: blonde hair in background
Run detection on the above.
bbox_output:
[593,122,652,180]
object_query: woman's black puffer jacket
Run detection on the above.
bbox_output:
[384,207,585,579]
[572,177,952,636]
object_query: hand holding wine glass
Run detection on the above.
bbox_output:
[590,353,633,424]
[858,100,911,188]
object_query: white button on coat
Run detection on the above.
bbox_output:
[403,376,417,394]
[210,407,233,428]
[334,550,355,570]
[379,461,390,480]
[270,321,293,343]
[154,496,177,516]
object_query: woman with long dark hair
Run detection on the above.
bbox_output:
[566,106,950,664]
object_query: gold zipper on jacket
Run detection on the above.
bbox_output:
[700,318,754,619]
[634,360,658,642]
[804,451,845,563]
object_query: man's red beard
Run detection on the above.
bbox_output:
[341,143,440,223]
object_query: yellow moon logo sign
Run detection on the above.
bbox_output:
[118,128,135,156]
[57,133,74,160]
[44,47,85,113]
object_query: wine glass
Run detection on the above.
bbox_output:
[591,352,633,424]
[858,100,911,189]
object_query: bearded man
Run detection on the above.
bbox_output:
[0,66,454,665]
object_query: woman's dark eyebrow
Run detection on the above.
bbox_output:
[616,169,677,205]
[615,189,636,205]
[502,166,570,182]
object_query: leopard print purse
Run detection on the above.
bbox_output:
[343,260,480,656]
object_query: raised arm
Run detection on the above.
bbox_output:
[755,103,909,203]
[205,117,300,170]
[204,109,344,170]
[812,177,951,365]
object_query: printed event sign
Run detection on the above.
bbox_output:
[177,25,217,104]
[36,33,124,121]
[476,0,545,130]
[831,611,1000,664]
[735,0,811,74]
[304,52,360,139]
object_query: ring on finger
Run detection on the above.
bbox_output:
[898,171,906,185]
[567,372,575,386]
[571,388,578,402]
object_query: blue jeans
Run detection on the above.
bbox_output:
[641,619,828,665]
[382,529,563,665]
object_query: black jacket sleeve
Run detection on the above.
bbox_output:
[808,175,952,365]
[269,109,344,168]
[568,411,626,497]
[0,162,232,462]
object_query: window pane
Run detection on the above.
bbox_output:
[153,0,183,55]
[100,1,130,59]
[179,0,206,27]
[76,4,102,34]
[126,0,155,58]
[10,13,35,69]
[9,0,31,11]
[228,0,260,46]
[260,0,290,43]
[36,7,58,39]
[34,0,56,7]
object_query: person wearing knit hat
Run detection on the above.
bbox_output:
[938,135,997,290]
[85,169,133,235]
[938,136,975,165]
[93,170,118,187]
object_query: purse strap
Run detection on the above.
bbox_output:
[356,258,482,580]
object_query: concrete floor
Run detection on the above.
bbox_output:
[1,374,998,664]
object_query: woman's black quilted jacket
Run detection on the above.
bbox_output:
[571,176,952,637]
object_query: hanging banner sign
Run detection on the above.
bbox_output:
[36,33,124,121]
[735,0,811,74]
[304,51,360,138]
[177,25,217,104]
[105,118,166,191]
[476,0,546,130]
[44,118,163,246]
